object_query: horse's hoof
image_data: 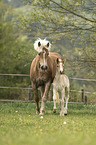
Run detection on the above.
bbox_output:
[60,113,64,116]
[39,112,44,115]
[40,110,45,115]
[60,111,64,116]
[53,109,56,113]
[64,109,67,115]
[36,111,39,115]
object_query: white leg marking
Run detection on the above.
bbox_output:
[64,87,69,115]
[60,89,65,116]
[53,87,57,113]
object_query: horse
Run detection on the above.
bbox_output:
[53,58,70,116]
[30,48,63,115]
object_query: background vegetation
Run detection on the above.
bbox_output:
[0,0,96,102]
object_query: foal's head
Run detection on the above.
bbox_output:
[57,58,66,74]
[38,48,49,71]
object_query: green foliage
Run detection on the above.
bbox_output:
[19,0,96,73]
[0,2,37,99]
[0,102,96,145]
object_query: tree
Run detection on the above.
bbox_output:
[19,0,96,72]
[0,1,36,74]
[0,1,37,99]
[24,0,96,34]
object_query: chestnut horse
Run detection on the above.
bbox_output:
[30,48,62,115]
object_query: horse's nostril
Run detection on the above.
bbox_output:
[41,65,47,70]
[60,71,63,74]
[45,66,47,70]
[41,66,43,70]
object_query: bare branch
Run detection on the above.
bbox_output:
[49,0,96,23]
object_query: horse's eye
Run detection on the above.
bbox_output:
[47,42,49,47]
[38,53,40,56]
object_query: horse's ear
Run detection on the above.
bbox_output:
[47,42,49,47]
[38,41,41,47]
[63,58,66,64]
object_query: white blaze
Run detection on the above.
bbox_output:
[43,51,46,66]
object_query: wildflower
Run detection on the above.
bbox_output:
[40,116,43,119]
[63,122,67,124]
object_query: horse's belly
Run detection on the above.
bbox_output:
[36,76,50,87]
[55,84,63,92]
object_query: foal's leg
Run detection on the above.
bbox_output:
[48,87,52,101]
[32,83,40,114]
[60,89,65,116]
[64,87,69,115]
[53,87,57,113]
[40,80,51,115]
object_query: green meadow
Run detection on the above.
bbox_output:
[0,102,96,145]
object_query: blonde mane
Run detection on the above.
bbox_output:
[34,38,51,53]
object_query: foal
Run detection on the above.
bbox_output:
[53,58,70,116]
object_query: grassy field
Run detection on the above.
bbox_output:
[0,101,96,145]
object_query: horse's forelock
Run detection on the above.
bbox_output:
[34,38,51,53]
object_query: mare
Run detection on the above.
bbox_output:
[30,48,62,115]
[53,58,70,116]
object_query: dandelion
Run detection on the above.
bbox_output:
[40,116,43,119]
[63,122,67,124]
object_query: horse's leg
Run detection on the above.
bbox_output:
[60,89,65,116]
[32,83,40,114]
[39,86,45,98]
[48,87,52,101]
[64,87,69,115]
[53,87,57,113]
[40,80,51,115]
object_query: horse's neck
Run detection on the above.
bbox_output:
[55,70,61,80]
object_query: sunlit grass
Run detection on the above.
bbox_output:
[0,102,96,145]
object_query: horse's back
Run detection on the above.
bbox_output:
[49,52,63,60]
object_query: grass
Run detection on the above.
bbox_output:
[0,101,96,145]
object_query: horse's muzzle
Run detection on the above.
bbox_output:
[60,71,63,74]
[41,65,47,71]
